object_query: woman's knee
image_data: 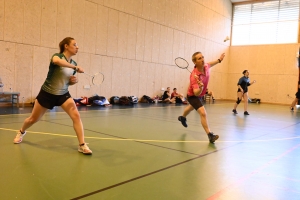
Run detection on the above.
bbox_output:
[70,110,81,121]
[26,116,40,124]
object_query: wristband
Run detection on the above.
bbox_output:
[218,59,221,63]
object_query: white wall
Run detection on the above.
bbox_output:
[0,0,232,103]
[228,44,299,104]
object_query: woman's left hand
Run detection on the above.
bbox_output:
[69,75,78,85]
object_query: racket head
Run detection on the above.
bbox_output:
[175,57,189,69]
[91,72,104,86]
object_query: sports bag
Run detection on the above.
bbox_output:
[128,96,138,104]
[88,95,106,105]
[142,95,154,103]
[175,97,183,103]
[119,96,133,105]
[109,96,119,104]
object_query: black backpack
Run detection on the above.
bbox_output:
[142,95,154,103]
[109,96,119,104]
[175,97,183,103]
[88,95,106,105]
[119,96,133,105]
[128,96,138,104]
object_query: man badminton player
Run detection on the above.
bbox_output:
[178,52,225,143]
[13,37,92,155]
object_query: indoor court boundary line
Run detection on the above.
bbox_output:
[207,142,300,200]
[47,120,222,156]
[275,121,300,131]
[69,148,227,200]
[1,127,300,143]
[70,142,247,199]
[0,103,233,118]
[30,112,300,145]
[0,106,171,118]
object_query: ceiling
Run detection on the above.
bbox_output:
[231,0,251,2]
[231,0,272,2]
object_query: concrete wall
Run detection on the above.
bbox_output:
[0,0,231,103]
[228,44,299,104]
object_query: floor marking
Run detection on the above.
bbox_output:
[0,101,240,118]
[0,106,176,117]
[207,143,300,200]
[1,127,300,143]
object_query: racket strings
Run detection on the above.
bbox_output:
[91,73,104,86]
[175,58,189,69]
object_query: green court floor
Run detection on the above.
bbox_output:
[0,101,300,200]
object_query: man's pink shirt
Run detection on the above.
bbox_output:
[187,63,210,97]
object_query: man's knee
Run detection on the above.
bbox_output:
[236,98,241,104]
[197,106,207,117]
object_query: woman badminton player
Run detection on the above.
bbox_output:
[178,52,225,143]
[232,70,256,115]
[290,81,300,111]
[13,37,92,155]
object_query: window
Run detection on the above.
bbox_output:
[232,0,299,45]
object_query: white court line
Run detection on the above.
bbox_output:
[0,105,176,117]
[0,101,236,118]
[1,127,300,143]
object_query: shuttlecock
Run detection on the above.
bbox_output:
[224,36,230,42]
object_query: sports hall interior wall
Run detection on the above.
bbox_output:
[0,0,231,103]
[0,0,297,105]
[228,44,299,105]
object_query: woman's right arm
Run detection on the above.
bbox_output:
[52,56,83,73]
[237,78,244,93]
[236,84,243,93]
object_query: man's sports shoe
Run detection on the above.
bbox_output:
[244,111,250,115]
[78,143,92,155]
[13,130,26,144]
[178,116,188,127]
[208,132,219,143]
[232,109,238,114]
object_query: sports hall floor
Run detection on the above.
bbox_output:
[0,100,300,200]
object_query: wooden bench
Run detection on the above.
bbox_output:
[0,92,20,107]
[204,94,212,103]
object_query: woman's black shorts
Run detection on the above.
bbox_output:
[237,88,248,93]
[187,95,203,111]
[36,89,71,109]
[296,91,300,99]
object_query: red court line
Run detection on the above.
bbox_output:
[207,143,300,200]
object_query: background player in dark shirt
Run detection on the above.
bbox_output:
[232,70,256,115]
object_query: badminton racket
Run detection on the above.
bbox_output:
[175,57,191,73]
[73,70,104,86]
[174,57,204,90]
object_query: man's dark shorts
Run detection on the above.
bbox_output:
[187,95,203,111]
